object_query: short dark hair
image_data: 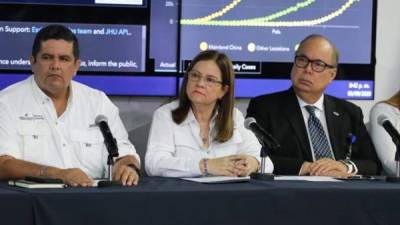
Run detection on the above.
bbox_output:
[296,34,339,66]
[172,50,235,143]
[31,24,79,61]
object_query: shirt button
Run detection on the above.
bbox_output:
[62,143,66,147]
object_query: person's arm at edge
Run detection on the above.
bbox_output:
[369,103,397,175]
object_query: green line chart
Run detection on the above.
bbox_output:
[181,0,358,27]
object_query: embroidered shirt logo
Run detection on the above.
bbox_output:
[18,113,45,121]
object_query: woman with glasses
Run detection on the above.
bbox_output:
[370,90,400,176]
[145,50,273,177]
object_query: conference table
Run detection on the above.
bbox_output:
[1,176,400,225]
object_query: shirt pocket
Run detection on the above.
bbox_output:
[214,130,242,157]
[17,120,50,164]
[70,128,104,176]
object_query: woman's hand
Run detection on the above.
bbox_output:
[203,154,259,177]
[233,155,259,176]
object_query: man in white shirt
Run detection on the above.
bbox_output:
[247,34,381,177]
[0,24,140,186]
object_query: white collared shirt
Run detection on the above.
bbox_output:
[145,101,274,177]
[0,75,139,178]
[297,95,334,161]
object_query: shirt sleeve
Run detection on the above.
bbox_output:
[369,103,398,176]
[235,109,274,173]
[0,101,22,158]
[145,106,202,177]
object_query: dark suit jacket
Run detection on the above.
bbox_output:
[247,88,381,175]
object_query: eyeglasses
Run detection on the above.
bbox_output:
[187,71,224,87]
[294,55,336,73]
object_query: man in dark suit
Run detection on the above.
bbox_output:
[247,34,381,176]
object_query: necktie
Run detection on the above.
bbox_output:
[305,105,334,160]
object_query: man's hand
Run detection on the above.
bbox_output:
[0,156,93,186]
[52,168,93,187]
[320,170,354,178]
[112,155,140,186]
[309,158,348,176]
[300,158,354,178]
[299,161,312,175]
[112,163,139,186]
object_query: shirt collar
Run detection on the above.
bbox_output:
[31,75,49,105]
[30,75,74,108]
[180,105,219,126]
[181,108,196,125]
[297,94,325,112]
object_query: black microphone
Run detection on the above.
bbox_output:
[244,117,280,150]
[95,115,119,158]
[245,117,276,180]
[378,115,400,146]
[379,115,400,182]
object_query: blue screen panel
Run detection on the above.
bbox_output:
[0,74,177,96]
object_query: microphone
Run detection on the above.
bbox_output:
[245,117,276,180]
[378,115,400,146]
[95,115,122,187]
[379,115,400,182]
[95,115,119,158]
[244,117,280,150]
[345,133,356,160]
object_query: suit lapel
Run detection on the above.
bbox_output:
[282,89,313,161]
[324,96,342,159]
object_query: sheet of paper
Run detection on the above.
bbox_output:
[274,176,341,182]
[181,176,250,184]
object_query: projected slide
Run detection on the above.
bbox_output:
[0,21,146,73]
[180,0,373,67]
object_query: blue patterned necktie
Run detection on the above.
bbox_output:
[305,105,334,160]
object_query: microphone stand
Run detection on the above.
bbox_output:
[386,139,400,182]
[250,143,276,181]
[98,137,122,187]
